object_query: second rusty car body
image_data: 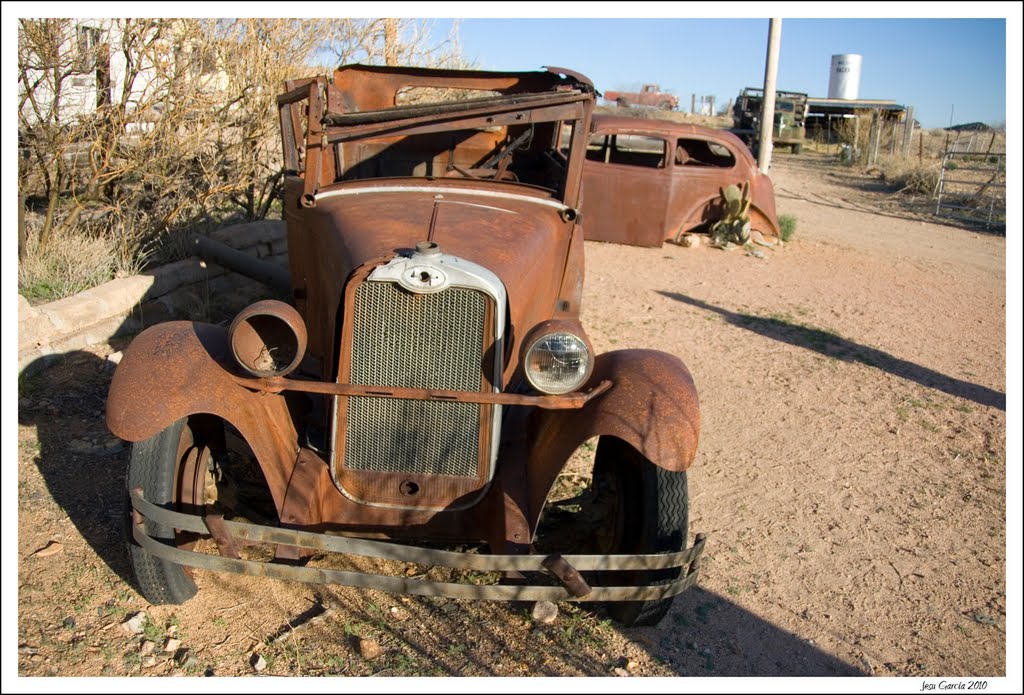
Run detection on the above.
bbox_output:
[580,114,780,247]
[107,65,704,626]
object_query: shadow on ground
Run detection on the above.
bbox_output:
[658,291,1004,411]
[244,581,866,676]
[19,350,863,677]
[19,350,136,591]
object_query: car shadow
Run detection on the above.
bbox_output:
[301,583,865,676]
[18,268,278,594]
[19,349,137,590]
[658,291,1005,411]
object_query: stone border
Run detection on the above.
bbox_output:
[18,221,287,374]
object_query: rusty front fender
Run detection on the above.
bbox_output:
[525,349,700,530]
[106,321,299,509]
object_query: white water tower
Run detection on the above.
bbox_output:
[828,54,862,100]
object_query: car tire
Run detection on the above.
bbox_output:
[125,417,205,605]
[593,436,689,627]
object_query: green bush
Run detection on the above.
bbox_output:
[779,214,797,242]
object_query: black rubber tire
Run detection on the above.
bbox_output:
[125,418,199,605]
[594,436,689,627]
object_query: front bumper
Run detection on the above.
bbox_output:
[131,488,705,602]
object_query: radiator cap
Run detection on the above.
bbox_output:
[415,241,441,256]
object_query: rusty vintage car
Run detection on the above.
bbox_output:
[579,114,780,247]
[107,64,703,626]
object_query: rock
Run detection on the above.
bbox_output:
[679,234,700,248]
[357,637,382,661]
[106,351,124,366]
[140,640,155,655]
[167,625,179,638]
[142,656,157,668]
[251,653,267,672]
[164,638,182,653]
[62,617,76,630]
[18,645,38,656]
[626,659,639,672]
[30,541,64,558]
[747,249,765,259]
[121,612,147,635]
[531,601,558,624]
[973,613,997,626]
[175,648,197,669]
[613,667,630,677]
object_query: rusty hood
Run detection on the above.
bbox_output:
[285,180,576,370]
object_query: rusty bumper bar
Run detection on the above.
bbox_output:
[131,489,705,602]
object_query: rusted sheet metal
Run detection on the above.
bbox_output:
[106,321,299,511]
[131,488,705,602]
[581,115,780,246]
[283,183,578,382]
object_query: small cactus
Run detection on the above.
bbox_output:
[710,181,753,247]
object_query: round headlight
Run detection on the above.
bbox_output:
[524,332,591,395]
[229,300,307,378]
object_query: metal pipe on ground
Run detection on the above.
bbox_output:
[191,235,291,295]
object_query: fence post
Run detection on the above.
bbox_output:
[902,106,915,156]
[867,110,881,167]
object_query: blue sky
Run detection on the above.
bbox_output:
[452,16,1011,129]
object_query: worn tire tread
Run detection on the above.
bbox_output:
[125,419,198,605]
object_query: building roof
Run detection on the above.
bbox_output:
[806,97,907,114]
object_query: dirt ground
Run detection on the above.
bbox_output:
[12,151,1013,685]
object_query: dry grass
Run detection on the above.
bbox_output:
[877,156,942,195]
[19,227,117,301]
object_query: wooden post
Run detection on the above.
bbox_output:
[902,106,915,157]
[919,130,924,162]
[384,18,398,66]
[691,93,696,114]
[867,109,881,166]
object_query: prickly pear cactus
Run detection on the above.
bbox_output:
[710,181,752,248]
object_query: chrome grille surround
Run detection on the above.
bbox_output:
[331,249,507,510]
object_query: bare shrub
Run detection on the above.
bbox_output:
[878,156,941,195]
[18,18,470,301]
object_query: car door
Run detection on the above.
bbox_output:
[668,136,745,234]
[581,130,672,247]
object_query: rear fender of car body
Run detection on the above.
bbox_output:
[106,321,299,510]
[674,191,780,240]
[524,349,700,532]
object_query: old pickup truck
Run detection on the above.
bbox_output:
[108,64,704,626]
[604,83,679,110]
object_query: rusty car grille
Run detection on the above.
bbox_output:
[344,281,489,477]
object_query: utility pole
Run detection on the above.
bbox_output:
[384,18,398,66]
[758,18,782,174]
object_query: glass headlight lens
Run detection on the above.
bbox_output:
[524,332,590,395]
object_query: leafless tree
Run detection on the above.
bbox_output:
[18,17,470,294]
